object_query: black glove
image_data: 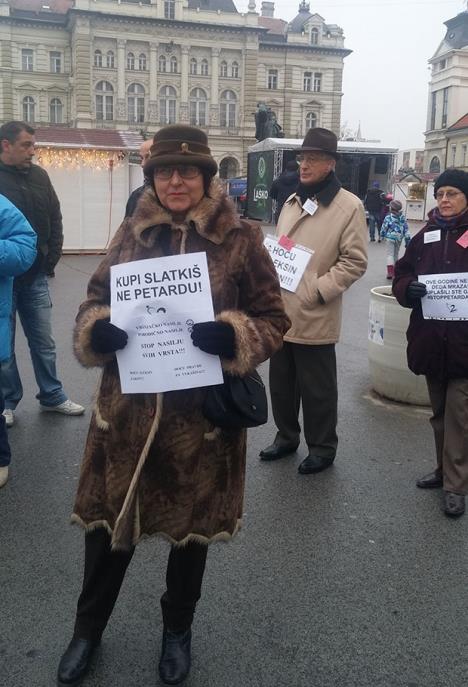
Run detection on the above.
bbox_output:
[406,280,427,303]
[191,321,236,359]
[90,318,128,354]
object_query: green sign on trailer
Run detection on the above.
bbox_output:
[247,150,274,222]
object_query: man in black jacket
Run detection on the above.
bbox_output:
[269,160,299,224]
[124,138,152,218]
[0,121,84,427]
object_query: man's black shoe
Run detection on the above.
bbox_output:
[416,470,443,489]
[259,442,299,461]
[444,491,465,517]
[159,627,192,685]
[298,454,334,475]
[57,637,99,686]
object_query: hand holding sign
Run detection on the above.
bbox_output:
[91,318,128,354]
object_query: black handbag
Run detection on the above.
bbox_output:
[203,370,268,429]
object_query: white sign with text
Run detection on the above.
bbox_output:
[263,234,313,292]
[420,272,468,320]
[110,253,223,393]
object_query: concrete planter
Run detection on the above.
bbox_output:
[368,285,430,406]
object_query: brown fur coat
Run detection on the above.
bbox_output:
[72,181,290,550]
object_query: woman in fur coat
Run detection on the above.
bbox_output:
[57,125,290,687]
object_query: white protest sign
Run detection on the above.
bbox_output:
[263,235,313,292]
[110,253,223,393]
[420,272,468,320]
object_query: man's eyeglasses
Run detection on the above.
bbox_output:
[435,190,463,200]
[297,153,331,164]
[154,166,201,180]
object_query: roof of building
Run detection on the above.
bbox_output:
[9,0,72,13]
[444,10,468,50]
[33,126,144,150]
[447,112,468,131]
[249,138,397,155]
[258,15,287,36]
[187,0,238,11]
[288,2,312,34]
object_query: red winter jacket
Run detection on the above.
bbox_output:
[393,207,468,380]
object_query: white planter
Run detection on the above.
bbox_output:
[368,285,430,405]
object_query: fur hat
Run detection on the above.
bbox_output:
[389,199,402,213]
[144,125,218,178]
[434,168,468,199]
[301,127,339,160]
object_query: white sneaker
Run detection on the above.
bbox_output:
[0,466,9,488]
[2,409,14,427]
[40,399,85,416]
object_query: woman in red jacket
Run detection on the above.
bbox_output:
[393,169,468,517]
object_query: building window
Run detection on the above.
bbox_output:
[430,91,436,130]
[303,71,312,92]
[451,144,457,166]
[170,56,178,73]
[219,157,239,179]
[22,49,34,72]
[164,0,175,19]
[462,144,467,167]
[220,61,228,77]
[190,58,197,75]
[267,69,278,90]
[313,72,322,92]
[22,96,35,122]
[306,112,317,130]
[159,85,176,124]
[49,98,63,124]
[442,87,449,128]
[439,59,446,70]
[311,27,319,45]
[201,59,209,76]
[127,52,135,70]
[231,61,239,78]
[159,55,167,72]
[429,156,440,174]
[220,89,237,128]
[94,50,103,68]
[189,88,207,127]
[95,80,114,121]
[138,53,147,71]
[50,51,61,73]
[127,83,145,124]
[106,51,115,68]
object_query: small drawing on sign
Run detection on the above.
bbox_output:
[446,303,457,314]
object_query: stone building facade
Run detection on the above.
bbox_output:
[0,0,350,176]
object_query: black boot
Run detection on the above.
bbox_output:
[158,627,192,685]
[298,454,334,475]
[57,637,99,686]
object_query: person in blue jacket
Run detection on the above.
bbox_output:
[0,194,37,488]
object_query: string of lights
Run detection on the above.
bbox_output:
[34,147,127,170]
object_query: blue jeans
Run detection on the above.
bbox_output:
[368,212,380,240]
[0,386,11,467]
[0,273,67,409]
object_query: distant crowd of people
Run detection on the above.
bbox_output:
[1,120,467,687]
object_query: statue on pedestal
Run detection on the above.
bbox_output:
[254,103,284,141]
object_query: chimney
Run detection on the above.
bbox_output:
[261,2,275,18]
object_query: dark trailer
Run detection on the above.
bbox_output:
[247,137,397,222]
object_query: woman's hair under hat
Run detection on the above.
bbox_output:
[434,168,468,199]
[144,125,218,178]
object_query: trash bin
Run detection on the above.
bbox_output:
[368,285,430,406]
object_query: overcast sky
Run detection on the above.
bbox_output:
[236,0,466,150]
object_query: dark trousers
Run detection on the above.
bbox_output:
[73,529,208,641]
[0,385,11,467]
[269,342,338,458]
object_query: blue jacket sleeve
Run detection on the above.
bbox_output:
[0,196,37,277]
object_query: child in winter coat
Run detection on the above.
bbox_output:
[380,199,411,279]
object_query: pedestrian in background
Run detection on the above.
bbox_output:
[124,138,153,218]
[393,168,468,517]
[364,180,384,242]
[0,194,36,488]
[0,121,84,427]
[260,127,367,474]
[380,199,411,279]
[270,159,299,224]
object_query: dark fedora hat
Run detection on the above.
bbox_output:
[144,125,218,178]
[301,127,339,160]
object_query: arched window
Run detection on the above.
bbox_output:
[306,112,317,130]
[159,55,167,73]
[170,56,178,73]
[94,49,103,68]
[159,85,176,124]
[430,156,441,174]
[189,88,207,127]
[190,58,197,75]
[106,51,115,68]
[231,61,239,78]
[200,59,209,76]
[138,53,147,71]
[220,61,228,78]
[22,96,35,122]
[311,27,319,45]
[95,80,114,121]
[220,90,237,128]
[219,157,239,179]
[127,83,145,124]
[49,98,63,124]
[127,52,135,70]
